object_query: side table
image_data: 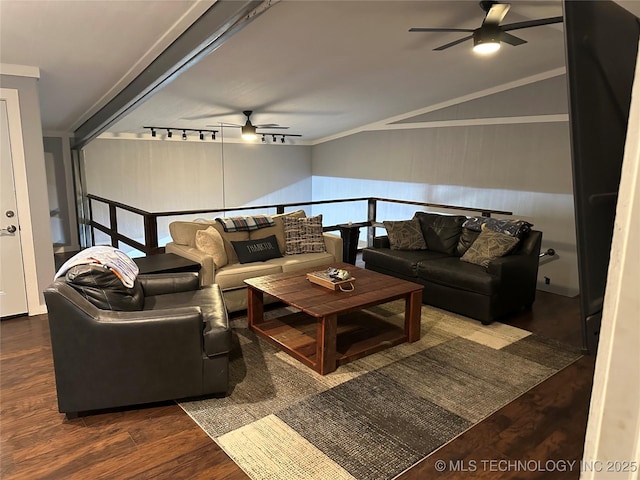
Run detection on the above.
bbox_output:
[133,253,201,275]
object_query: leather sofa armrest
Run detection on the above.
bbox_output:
[487,253,538,284]
[138,272,200,296]
[323,233,343,262]
[166,242,215,285]
[373,236,391,248]
[200,285,231,357]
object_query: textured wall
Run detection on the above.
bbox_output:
[312,122,578,296]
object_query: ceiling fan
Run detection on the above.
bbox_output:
[409,1,563,54]
[207,110,289,140]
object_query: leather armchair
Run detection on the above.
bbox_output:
[44,272,231,417]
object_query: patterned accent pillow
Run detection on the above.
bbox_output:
[460,229,520,268]
[383,219,427,251]
[283,215,326,254]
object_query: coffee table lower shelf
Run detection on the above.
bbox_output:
[251,309,407,373]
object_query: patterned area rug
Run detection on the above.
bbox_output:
[179,302,581,480]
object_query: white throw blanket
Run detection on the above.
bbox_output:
[54,246,139,288]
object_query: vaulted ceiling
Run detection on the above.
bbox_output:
[1,1,639,144]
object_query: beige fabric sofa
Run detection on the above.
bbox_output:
[165,210,343,312]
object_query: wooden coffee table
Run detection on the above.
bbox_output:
[244,263,423,375]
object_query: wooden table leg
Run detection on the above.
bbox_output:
[247,286,264,330]
[316,314,337,375]
[405,290,422,342]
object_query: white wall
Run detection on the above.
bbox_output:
[82,138,312,254]
[312,121,578,296]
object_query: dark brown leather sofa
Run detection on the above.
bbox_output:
[44,270,231,417]
[362,212,542,324]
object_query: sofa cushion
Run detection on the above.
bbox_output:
[250,209,306,254]
[456,227,481,257]
[417,257,500,296]
[414,212,466,255]
[383,219,427,250]
[65,264,144,311]
[362,248,448,278]
[214,263,283,290]
[460,229,520,268]
[269,251,336,273]
[169,221,216,247]
[143,285,231,356]
[195,226,228,268]
[231,235,282,264]
[284,215,326,254]
[210,222,250,265]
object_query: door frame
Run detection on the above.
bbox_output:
[1,88,42,315]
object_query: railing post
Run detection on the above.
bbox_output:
[87,196,95,246]
[109,205,118,248]
[367,198,377,247]
[143,214,159,255]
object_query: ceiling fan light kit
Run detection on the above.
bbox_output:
[472,29,501,54]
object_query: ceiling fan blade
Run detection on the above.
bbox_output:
[484,3,510,25]
[256,125,289,130]
[409,27,475,33]
[501,16,563,32]
[182,113,219,121]
[205,123,243,128]
[499,31,527,46]
[433,34,474,51]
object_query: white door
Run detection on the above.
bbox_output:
[0,99,28,317]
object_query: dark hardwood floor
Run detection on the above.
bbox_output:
[1,273,594,479]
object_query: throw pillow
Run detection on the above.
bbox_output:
[65,264,144,311]
[413,212,466,255]
[231,235,282,264]
[460,229,520,268]
[283,215,326,254]
[383,219,427,250]
[195,226,228,268]
[250,209,307,255]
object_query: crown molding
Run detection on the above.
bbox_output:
[0,63,41,79]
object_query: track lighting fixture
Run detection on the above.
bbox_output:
[144,127,219,141]
[143,126,300,143]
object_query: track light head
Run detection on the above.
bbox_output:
[281,136,285,143]
[212,132,216,140]
[167,129,172,138]
[199,131,204,140]
[182,130,187,140]
[151,128,156,138]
